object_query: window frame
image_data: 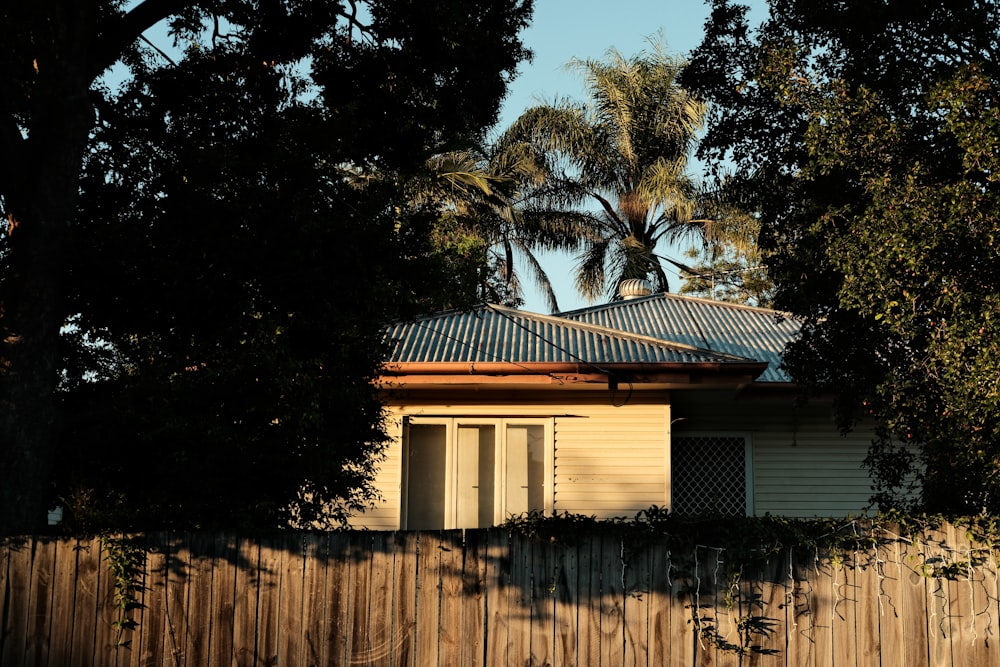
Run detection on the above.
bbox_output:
[669,431,754,517]
[401,416,554,529]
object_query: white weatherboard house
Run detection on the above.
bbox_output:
[350,282,878,530]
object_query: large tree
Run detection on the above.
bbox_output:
[498,43,754,302]
[685,0,1000,513]
[0,0,532,533]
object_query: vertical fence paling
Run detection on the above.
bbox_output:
[2,525,999,667]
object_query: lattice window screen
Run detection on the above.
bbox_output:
[671,436,747,516]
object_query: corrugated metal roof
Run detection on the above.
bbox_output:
[558,293,800,382]
[385,304,755,367]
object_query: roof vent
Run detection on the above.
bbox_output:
[618,278,653,300]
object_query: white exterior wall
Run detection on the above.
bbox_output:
[671,390,876,518]
[348,393,670,528]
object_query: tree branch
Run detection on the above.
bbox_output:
[139,33,177,66]
[340,0,372,44]
[91,0,196,79]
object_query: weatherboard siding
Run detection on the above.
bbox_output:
[349,389,876,528]
[753,431,875,517]
[349,395,670,528]
[346,414,404,530]
[671,390,875,518]
[551,402,669,518]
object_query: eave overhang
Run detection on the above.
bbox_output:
[378,360,769,391]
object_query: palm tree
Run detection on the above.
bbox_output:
[423,145,584,311]
[497,42,749,301]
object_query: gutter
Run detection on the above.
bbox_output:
[381,361,769,377]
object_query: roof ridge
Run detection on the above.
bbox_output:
[558,292,796,319]
[665,293,796,318]
[484,303,757,363]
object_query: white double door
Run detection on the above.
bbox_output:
[404,418,551,530]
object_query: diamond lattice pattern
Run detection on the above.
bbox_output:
[671,436,746,516]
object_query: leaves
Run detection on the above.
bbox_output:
[40,0,534,531]
[686,0,1000,514]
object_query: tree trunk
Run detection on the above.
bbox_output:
[0,214,65,535]
[0,137,94,536]
[0,6,95,535]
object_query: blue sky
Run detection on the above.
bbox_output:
[492,0,763,313]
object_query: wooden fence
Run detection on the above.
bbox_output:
[1,523,997,666]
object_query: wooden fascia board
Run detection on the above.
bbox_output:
[378,361,768,387]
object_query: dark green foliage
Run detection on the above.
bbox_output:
[504,507,882,565]
[683,0,1000,514]
[315,0,532,168]
[0,0,533,533]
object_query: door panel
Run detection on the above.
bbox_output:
[505,424,544,518]
[406,424,447,530]
[456,425,496,528]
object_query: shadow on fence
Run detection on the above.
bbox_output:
[1,523,995,666]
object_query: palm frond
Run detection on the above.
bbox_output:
[573,236,613,301]
[499,103,594,160]
[518,209,599,249]
[511,238,562,313]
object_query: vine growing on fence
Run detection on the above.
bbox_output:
[503,508,1000,657]
[687,563,779,657]
[99,533,145,650]
[503,507,1000,571]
